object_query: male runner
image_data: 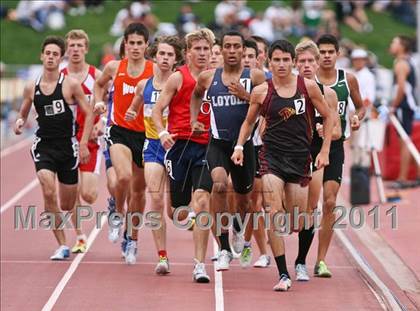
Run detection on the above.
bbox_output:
[314,34,365,277]
[126,35,183,274]
[94,22,154,265]
[242,39,271,268]
[232,39,333,291]
[294,39,342,281]
[152,28,214,283]
[14,36,94,260]
[191,31,266,271]
[62,29,103,253]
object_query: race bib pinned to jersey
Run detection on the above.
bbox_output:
[45,99,65,116]
[294,98,306,115]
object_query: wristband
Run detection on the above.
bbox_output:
[158,130,170,138]
[234,145,244,151]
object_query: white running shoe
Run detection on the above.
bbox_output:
[155,256,170,275]
[108,216,122,243]
[211,250,221,262]
[253,254,271,268]
[273,274,292,291]
[124,239,137,265]
[50,245,70,261]
[231,230,245,254]
[295,264,310,281]
[216,250,233,271]
[193,259,210,283]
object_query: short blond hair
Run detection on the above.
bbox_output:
[185,28,214,50]
[65,29,89,48]
[295,40,319,61]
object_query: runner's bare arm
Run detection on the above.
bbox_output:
[125,79,146,121]
[306,79,332,168]
[93,60,118,114]
[14,81,35,135]
[324,86,342,140]
[231,82,267,166]
[191,70,213,129]
[347,72,366,129]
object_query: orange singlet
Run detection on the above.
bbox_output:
[111,58,154,132]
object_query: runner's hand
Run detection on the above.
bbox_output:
[79,143,90,164]
[228,81,248,101]
[125,109,137,121]
[93,101,106,114]
[231,149,244,166]
[14,118,24,135]
[350,115,360,131]
[191,121,206,135]
[315,150,329,169]
[159,132,177,150]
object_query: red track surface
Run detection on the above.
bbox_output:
[1,140,419,310]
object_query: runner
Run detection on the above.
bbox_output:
[314,34,365,277]
[191,31,266,271]
[14,36,94,260]
[93,22,155,265]
[152,28,215,283]
[294,39,342,281]
[125,35,183,274]
[232,39,333,291]
[242,38,271,268]
[61,29,103,254]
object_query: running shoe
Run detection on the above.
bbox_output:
[253,254,271,268]
[273,274,292,291]
[124,238,137,265]
[193,259,210,283]
[50,245,70,260]
[211,250,221,262]
[71,238,87,254]
[231,230,245,254]
[155,256,170,275]
[121,233,127,258]
[314,261,332,278]
[216,250,233,271]
[240,246,252,268]
[107,197,121,243]
[295,264,310,281]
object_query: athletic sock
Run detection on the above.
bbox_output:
[295,225,315,266]
[77,234,86,242]
[244,240,251,248]
[233,217,242,233]
[219,232,231,252]
[274,255,289,278]
[158,250,167,258]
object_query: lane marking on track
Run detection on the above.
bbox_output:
[213,240,224,311]
[1,178,39,214]
[1,138,32,158]
[41,215,107,311]
[335,195,407,311]
[0,260,357,269]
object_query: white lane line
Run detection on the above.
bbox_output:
[1,138,32,158]
[213,240,224,311]
[41,215,106,311]
[335,195,406,311]
[1,178,39,214]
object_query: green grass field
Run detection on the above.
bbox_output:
[0,0,416,68]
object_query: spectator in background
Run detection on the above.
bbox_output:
[264,0,293,39]
[12,0,66,32]
[177,3,199,36]
[389,0,417,27]
[249,11,274,43]
[349,48,376,166]
[389,35,419,188]
[335,0,373,33]
[302,0,339,38]
[214,0,237,28]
